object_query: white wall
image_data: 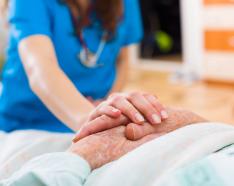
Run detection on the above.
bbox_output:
[180,0,204,77]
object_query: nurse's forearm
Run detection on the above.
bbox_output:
[19,35,94,131]
[109,47,129,94]
[30,67,94,130]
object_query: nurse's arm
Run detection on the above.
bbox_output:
[109,47,129,94]
[18,35,94,131]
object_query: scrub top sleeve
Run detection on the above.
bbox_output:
[122,0,144,46]
[8,0,52,43]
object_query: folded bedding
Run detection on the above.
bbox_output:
[0,122,234,186]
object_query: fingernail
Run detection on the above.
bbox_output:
[152,114,161,124]
[135,113,145,123]
[161,111,168,119]
[150,95,157,101]
[112,108,120,113]
[72,132,81,143]
[72,137,79,143]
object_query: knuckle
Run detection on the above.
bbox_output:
[82,125,93,136]
[110,95,123,104]
[98,107,106,114]
[156,104,164,111]
[129,91,140,98]
[97,102,109,111]
[99,115,110,123]
[109,93,119,99]
[146,110,156,117]
[143,93,152,98]
[88,110,97,120]
[98,101,108,108]
[152,100,163,109]
[145,93,155,99]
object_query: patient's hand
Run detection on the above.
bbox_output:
[68,127,162,170]
[125,107,207,140]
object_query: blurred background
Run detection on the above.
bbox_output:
[0,14,7,70]
[0,0,234,124]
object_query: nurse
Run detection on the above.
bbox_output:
[0,0,168,135]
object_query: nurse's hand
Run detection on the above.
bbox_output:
[92,92,168,124]
[73,92,168,142]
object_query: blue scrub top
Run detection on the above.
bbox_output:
[0,0,143,133]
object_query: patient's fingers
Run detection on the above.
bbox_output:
[73,115,129,142]
[125,123,161,141]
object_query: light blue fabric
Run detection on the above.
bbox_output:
[0,0,143,132]
[0,153,91,186]
[1,123,234,186]
[159,144,234,186]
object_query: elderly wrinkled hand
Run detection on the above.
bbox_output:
[68,126,163,170]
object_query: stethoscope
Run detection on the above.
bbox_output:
[69,5,106,68]
[78,31,106,68]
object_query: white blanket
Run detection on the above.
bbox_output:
[0,122,234,186]
[0,131,73,179]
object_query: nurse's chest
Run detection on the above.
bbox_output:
[49,4,126,75]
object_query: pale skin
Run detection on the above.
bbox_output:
[73,106,205,142]
[69,108,207,170]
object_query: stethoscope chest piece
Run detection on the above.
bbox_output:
[79,49,97,68]
[77,35,106,68]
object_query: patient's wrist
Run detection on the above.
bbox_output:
[68,146,96,170]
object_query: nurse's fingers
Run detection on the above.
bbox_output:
[89,103,121,120]
[143,94,168,120]
[109,95,145,124]
[126,92,162,125]
[73,115,129,143]
[125,122,165,141]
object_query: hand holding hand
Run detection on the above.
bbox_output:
[74,92,168,142]
[125,108,207,140]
